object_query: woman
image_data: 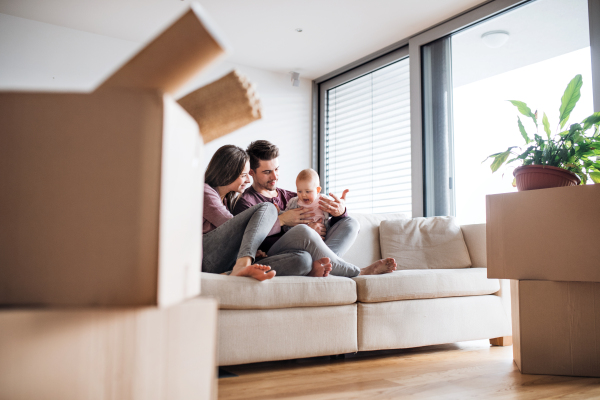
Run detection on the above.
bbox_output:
[202,145,279,281]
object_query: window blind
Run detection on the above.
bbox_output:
[325,57,411,214]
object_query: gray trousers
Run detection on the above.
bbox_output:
[266,217,361,277]
[202,203,312,276]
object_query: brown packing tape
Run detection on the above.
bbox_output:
[178,70,263,143]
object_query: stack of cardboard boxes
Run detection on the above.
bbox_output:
[487,184,600,377]
[0,5,227,399]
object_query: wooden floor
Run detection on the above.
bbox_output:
[218,340,600,399]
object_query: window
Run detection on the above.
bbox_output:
[421,0,593,224]
[319,49,411,214]
[315,0,599,219]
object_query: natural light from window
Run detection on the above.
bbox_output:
[451,0,593,225]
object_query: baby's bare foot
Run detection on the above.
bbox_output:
[233,264,276,281]
[360,258,397,275]
[309,257,331,277]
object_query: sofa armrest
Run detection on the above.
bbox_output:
[460,223,486,268]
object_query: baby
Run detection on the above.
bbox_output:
[285,168,330,229]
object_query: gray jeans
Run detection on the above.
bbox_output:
[267,217,361,277]
[202,203,312,276]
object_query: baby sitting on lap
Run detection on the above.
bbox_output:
[284,168,330,230]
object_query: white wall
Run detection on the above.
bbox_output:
[178,63,312,191]
[0,13,140,92]
[0,13,313,189]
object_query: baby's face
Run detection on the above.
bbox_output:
[296,179,321,205]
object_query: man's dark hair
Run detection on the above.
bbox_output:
[246,140,279,170]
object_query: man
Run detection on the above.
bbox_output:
[233,140,361,275]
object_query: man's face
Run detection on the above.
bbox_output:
[250,158,279,191]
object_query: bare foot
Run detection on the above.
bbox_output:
[233,264,276,281]
[308,257,332,277]
[323,262,332,277]
[359,258,397,275]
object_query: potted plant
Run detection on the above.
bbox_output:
[485,74,600,191]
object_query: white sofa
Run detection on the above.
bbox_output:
[202,213,512,366]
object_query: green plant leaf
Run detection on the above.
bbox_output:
[517,117,531,144]
[542,112,551,139]
[582,112,600,130]
[559,74,583,129]
[590,172,600,184]
[490,149,512,173]
[509,100,537,127]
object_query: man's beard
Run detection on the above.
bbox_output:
[256,179,277,191]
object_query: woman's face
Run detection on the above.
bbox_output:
[226,161,251,194]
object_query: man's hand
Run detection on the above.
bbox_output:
[278,208,315,227]
[255,250,267,259]
[307,220,326,239]
[319,189,349,217]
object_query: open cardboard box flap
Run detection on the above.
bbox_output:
[0,4,231,307]
[98,3,228,95]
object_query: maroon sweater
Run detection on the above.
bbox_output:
[233,185,348,251]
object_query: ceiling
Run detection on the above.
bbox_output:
[0,0,487,79]
[452,0,590,87]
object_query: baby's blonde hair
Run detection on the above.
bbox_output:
[296,168,320,185]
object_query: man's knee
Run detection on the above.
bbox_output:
[290,223,313,236]
[343,216,360,235]
[256,202,278,217]
[295,251,313,275]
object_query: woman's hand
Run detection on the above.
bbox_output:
[319,189,349,217]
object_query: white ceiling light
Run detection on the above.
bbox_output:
[481,30,509,48]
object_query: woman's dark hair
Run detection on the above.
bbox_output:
[205,145,249,210]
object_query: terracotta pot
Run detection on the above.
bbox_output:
[513,165,580,191]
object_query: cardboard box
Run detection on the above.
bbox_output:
[486,184,600,282]
[0,5,227,306]
[511,280,600,377]
[0,297,218,400]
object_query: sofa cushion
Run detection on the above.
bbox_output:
[380,216,472,269]
[344,212,408,267]
[353,268,499,302]
[201,273,356,309]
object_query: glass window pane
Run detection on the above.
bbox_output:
[325,58,411,214]
[451,0,593,225]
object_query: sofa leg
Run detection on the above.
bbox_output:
[489,336,512,346]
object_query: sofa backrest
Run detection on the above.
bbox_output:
[344,213,487,269]
[344,213,407,267]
